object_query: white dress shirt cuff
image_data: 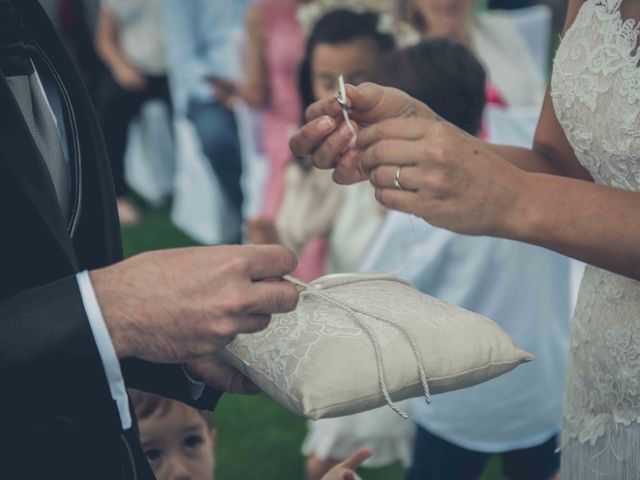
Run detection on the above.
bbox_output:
[182,364,206,400]
[189,382,205,400]
[76,271,132,430]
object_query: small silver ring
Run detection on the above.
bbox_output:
[394,167,405,190]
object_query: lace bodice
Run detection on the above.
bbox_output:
[551,0,640,446]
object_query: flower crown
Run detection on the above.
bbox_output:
[297,0,418,45]
[298,0,395,37]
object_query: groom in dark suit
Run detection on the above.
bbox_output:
[0,1,298,478]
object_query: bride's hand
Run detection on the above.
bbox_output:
[289,83,434,185]
[360,116,529,237]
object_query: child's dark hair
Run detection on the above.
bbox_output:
[373,39,486,135]
[129,389,215,430]
[298,9,396,113]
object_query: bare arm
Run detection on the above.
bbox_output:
[483,0,640,277]
[234,4,269,108]
[292,0,640,280]
[512,172,640,280]
[95,6,146,89]
[95,7,132,75]
[357,111,640,280]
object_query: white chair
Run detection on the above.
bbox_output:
[505,4,553,78]
[485,104,542,148]
[168,26,260,244]
[170,118,242,244]
[124,100,175,207]
[235,102,268,220]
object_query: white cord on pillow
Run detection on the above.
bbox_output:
[285,274,431,419]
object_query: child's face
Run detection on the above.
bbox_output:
[311,37,382,101]
[140,405,216,480]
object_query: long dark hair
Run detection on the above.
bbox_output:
[298,9,396,114]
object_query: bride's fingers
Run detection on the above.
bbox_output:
[289,116,338,158]
[305,95,344,122]
[361,139,422,172]
[369,165,421,191]
[334,149,367,185]
[313,122,357,170]
[357,117,430,151]
[305,82,376,122]
[374,188,418,213]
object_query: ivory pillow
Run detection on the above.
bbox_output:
[221,273,533,420]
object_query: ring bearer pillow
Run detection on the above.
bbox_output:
[221,273,533,420]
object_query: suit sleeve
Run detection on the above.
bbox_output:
[77,273,223,412]
[0,273,221,429]
[0,275,123,428]
[121,359,223,411]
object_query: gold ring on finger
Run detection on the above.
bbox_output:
[394,166,405,190]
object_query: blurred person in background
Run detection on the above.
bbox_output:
[165,0,253,232]
[212,0,307,220]
[246,8,395,280]
[39,0,105,99]
[95,0,171,226]
[400,0,544,107]
[358,39,569,480]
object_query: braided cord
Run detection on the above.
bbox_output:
[285,275,431,418]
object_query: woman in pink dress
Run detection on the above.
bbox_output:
[255,0,306,218]
[216,0,323,280]
[214,0,306,218]
[239,0,327,281]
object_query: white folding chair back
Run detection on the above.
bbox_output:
[505,5,553,78]
[124,100,175,207]
[170,118,241,244]
[485,104,541,148]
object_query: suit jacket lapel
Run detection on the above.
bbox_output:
[0,72,78,270]
[8,0,123,270]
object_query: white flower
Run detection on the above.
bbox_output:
[297,0,397,38]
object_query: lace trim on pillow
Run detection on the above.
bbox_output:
[285,274,431,418]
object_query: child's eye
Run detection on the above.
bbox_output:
[183,434,204,451]
[144,448,162,462]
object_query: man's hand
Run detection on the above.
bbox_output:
[185,356,261,395]
[91,245,298,364]
[245,217,280,245]
[289,83,433,185]
[320,449,372,480]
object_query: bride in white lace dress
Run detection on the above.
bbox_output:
[290,1,640,477]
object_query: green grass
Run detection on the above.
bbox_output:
[121,203,501,480]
